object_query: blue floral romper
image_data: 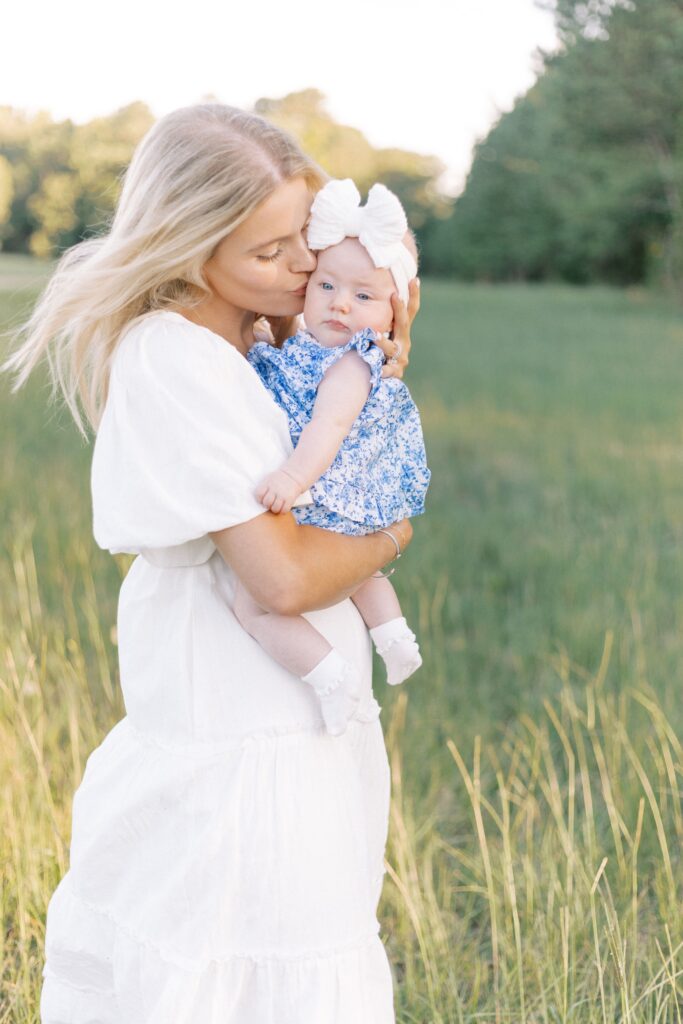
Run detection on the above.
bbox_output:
[247,327,431,536]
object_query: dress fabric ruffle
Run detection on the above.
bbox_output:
[41,715,393,1024]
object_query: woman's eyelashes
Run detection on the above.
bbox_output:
[257,226,309,263]
[256,246,284,263]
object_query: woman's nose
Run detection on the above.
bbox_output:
[291,237,317,273]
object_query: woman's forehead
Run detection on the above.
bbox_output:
[236,177,313,250]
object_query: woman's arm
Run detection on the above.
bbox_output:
[210,512,412,616]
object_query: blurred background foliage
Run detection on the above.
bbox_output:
[1,0,683,292]
[430,0,683,291]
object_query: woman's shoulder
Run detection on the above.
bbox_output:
[112,310,246,393]
[117,310,235,360]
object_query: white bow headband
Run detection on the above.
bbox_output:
[306,179,417,304]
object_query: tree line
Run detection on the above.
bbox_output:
[421,0,683,292]
[0,91,446,262]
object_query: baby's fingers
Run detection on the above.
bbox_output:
[258,486,277,510]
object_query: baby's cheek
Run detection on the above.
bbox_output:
[373,301,394,334]
[302,290,316,324]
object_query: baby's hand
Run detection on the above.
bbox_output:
[255,468,304,514]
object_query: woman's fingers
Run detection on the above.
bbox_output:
[407,276,421,322]
[391,278,420,339]
[377,279,420,379]
[374,313,409,377]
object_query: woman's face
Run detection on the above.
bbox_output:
[203,176,317,317]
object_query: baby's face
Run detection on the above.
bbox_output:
[303,238,395,347]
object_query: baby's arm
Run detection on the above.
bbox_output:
[256,352,372,513]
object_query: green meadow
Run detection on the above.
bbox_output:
[1,255,681,1021]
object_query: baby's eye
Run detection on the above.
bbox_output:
[356,292,372,301]
[320,281,333,291]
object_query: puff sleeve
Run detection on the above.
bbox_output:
[91,313,307,553]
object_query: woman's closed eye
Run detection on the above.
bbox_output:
[257,246,284,263]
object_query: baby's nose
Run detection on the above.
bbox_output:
[331,292,351,311]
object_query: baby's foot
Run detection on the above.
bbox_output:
[369,617,423,686]
[302,649,362,736]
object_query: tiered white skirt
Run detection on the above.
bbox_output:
[40,713,395,1023]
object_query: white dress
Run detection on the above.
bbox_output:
[40,311,395,1024]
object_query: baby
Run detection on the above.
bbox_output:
[234,178,431,735]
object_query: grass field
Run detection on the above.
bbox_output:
[1,255,682,1021]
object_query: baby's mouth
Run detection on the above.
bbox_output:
[324,320,349,331]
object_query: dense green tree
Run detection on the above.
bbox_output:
[440,0,683,289]
[0,102,154,256]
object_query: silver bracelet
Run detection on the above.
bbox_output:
[371,528,403,578]
[377,528,402,561]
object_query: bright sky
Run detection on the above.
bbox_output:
[2,0,557,194]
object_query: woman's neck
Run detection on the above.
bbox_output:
[174,297,256,357]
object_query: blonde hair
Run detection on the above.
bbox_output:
[2,104,326,437]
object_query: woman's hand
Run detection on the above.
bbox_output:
[372,277,421,379]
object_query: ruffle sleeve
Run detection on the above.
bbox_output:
[91,312,306,553]
[335,328,386,396]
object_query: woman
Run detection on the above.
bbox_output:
[4,104,418,1023]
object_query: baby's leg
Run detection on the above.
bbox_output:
[233,581,331,676]
[350,574,402,629]
[351,576,422,687]
[232,582,361,735]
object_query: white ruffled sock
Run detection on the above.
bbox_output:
[369,616,422,686]
[301,649,361,736]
